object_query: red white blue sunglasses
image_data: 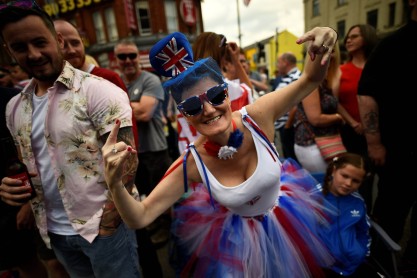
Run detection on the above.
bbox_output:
[177,83,228,117]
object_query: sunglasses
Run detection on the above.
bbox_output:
[177,83,228,117]
[116,53,138,61]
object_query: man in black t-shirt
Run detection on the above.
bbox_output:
[358,1,417,274]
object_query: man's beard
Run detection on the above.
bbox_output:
[27,56,63,82]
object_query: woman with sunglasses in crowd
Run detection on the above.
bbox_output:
[175,31,253,154]
[102,27,338,277]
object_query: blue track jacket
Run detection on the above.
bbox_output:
[319,191,371,275]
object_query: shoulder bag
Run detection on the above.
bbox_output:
[298,112,346,162]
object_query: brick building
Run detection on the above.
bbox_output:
[1,0,203,72]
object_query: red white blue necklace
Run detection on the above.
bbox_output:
[203,120,244,160]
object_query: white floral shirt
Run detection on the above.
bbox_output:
[6,62,136,247]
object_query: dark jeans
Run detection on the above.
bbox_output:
[135,150,171,277]
[373,150,417,262]
[136,228,163,278]
[49,223,140,278]
[0,203,38,270]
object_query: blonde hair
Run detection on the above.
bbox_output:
[85,55,99,67]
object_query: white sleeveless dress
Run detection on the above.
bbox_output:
[171,107,334,278]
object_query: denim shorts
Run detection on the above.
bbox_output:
[49,222,140,277]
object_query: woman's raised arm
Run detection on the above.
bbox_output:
[246,27,338,131]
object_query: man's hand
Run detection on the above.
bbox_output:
[367,143,386,166]
[0,176,33,206]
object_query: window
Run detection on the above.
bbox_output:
[105,8,118,42]
[93,11,106,44]
[367,9,378,29]
[312,0,320,17]
[136,1,151,35]
[388,2,396,27]
[165,0,178,33]
[337,20,346,40]
[337,0,347,6]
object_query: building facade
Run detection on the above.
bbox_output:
[244,0,408,81]
[304,0,408,43]
[1,0,203,72]
[243,29,305,83]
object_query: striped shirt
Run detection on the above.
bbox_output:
[274,67,301,130]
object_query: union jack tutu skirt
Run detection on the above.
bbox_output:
[169,158,334,278]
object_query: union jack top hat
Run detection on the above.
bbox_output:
[149,32,224,103]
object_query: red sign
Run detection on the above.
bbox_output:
[124,0,137,30]
[179,0,197,26]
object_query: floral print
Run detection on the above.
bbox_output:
[6,62,135,246]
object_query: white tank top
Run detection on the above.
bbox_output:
[189,107,282,217]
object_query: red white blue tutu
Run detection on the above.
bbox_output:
[170,158,334,278]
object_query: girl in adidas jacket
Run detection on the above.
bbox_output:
[319,153,377,277]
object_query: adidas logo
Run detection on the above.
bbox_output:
[350,210,360,217]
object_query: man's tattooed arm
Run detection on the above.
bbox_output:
[363,110,379,134]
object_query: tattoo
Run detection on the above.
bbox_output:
[99,202,122,235]
[363,110,379,134]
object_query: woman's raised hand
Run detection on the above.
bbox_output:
[296,27,338,65]
[226,41,240,62]
[102,119,137,190]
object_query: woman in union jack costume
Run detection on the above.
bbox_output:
[176,31,253,154]
[102,28,338,277]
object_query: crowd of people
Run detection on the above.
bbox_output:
[337,24,378,213]
[293,43,344,174]
[358,0,417,274]
[105,28,338,277]
[0,0,416,277]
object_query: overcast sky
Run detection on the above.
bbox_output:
[201,0,305,48]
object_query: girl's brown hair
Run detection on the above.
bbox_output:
[322,153,369,195]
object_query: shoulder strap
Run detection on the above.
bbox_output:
[183,144,216,208]
[242,113,279,161]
